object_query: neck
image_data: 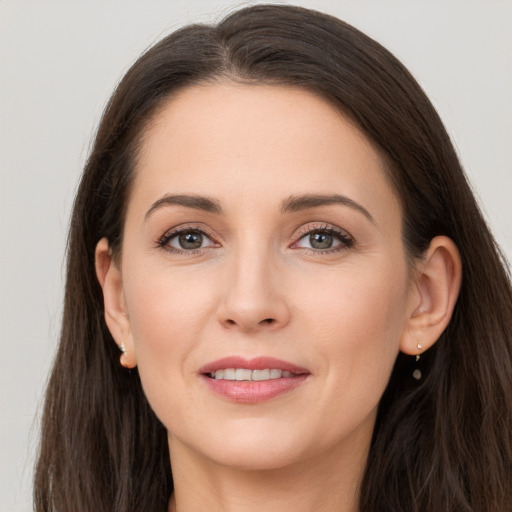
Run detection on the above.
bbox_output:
[167,426,372,512]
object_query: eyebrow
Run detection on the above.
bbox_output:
[280,194,375,224]
[144,192,374,224]
[145,194,222,220]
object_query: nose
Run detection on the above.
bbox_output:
[216,249,291,333]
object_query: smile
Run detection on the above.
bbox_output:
[199,356,310,403]
[208,369,296,381]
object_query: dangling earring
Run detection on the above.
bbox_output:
[415,340,423,361]
[412,339,423,380]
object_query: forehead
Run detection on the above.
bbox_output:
[131,83,399,224]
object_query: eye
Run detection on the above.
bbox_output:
[292,225,353,252]
[158,227,218,253]
[171,231,207,250]
[302,232,338,250]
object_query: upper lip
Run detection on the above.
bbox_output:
[198,356,309,375]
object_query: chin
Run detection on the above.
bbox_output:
[208,443,306,472]
[170,419,313,471]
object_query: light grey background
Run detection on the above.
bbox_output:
[1,1,510,510]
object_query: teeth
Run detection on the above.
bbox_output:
[270,369,282,379]
[223,368,235,380]
[211,368,295,381]
[235,368,252,381]
[252,369,270,381]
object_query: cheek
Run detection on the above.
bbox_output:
[288,263,409,450]
[298,261,409,386]
[301,260,408,337]
[120,264,222,429]
[122,262,218,378]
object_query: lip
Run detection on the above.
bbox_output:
[198,356,310,404]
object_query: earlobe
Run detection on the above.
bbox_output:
[400,236,462,356]
[95,238,137,368]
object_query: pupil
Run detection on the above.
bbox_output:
[179,232,203,249]
[310,232,333,249]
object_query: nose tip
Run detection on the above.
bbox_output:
[220,305,288,332]
[217,272,290,332]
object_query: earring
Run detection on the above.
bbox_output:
[118,344,130,368]
[412,338,423,380]
[415,340,423,361]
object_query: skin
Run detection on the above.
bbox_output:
[96,84,461,512]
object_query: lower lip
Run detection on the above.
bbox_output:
[201,374,309,403]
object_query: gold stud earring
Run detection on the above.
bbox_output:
[118,344,131,368]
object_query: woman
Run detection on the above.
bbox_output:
[34,4,512,512]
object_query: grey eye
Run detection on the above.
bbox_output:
[309,232,334,249]
[294,229,344,251]
[167,230,213,250]
[178,232,203,249]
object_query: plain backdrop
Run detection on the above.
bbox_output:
[1,1,511,510]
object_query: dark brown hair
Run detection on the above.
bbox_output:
[34,5,512,511]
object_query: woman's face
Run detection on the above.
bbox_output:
[111,84,417,470]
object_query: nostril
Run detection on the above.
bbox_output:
[221,316,281,330]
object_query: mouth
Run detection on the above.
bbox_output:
[199,356,310,403]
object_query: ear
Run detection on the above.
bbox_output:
[95,238,137,368]
[400,236,462,356]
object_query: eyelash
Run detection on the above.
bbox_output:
[156,223,354,255]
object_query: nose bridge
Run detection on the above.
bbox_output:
[218,237,290,331]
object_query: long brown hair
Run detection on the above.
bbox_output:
[34,5,512,511]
